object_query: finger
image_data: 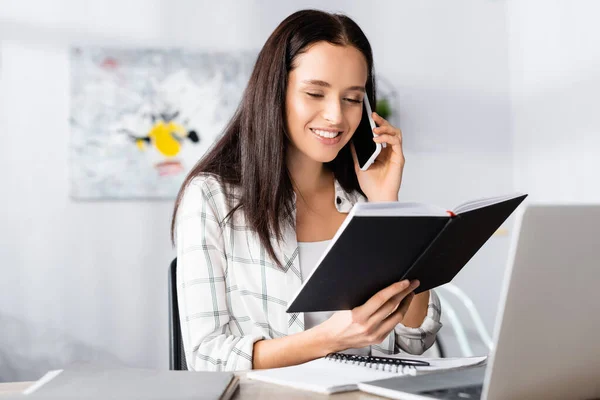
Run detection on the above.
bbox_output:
[355,279,412,318]
[373,133,403,150]
[372,112,391,127]
[373,125,402,139]
[379,292,416,334]
[368,280,420,324]
[373,127,399,151]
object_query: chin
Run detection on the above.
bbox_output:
[311,150,339,164]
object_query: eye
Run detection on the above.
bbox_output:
[306,92,324,98]
[344,98,362,104]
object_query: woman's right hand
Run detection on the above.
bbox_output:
[316,279,420,353]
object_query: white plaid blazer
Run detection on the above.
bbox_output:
[176,174,442,371]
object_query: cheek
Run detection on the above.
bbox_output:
[348,107,363,132]
[288,97,315,127]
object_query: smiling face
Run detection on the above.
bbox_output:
[285,41,368,164]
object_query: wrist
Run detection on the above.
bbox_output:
[253,326,339,369]
[368,196,399,202]
[309,324,339,356]
[402,290,430,328]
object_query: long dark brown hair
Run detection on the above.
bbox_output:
[171,9,376,267]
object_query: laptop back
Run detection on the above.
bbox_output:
[485,204,600,400]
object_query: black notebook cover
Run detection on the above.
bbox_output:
[287,194,527,313]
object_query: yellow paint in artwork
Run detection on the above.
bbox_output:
[148,121,182,157]
[167,122,187,138]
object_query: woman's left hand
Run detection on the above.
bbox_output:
[351,112,405,202]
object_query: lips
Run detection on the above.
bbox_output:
[311,128,341,138]
[310,128,343,145]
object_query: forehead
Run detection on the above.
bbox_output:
[290,42,368,86]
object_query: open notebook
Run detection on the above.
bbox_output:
[287,193,527,313]
[246,353,487,394]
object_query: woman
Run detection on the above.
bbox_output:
[171,9,442,372]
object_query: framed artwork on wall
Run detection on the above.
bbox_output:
[70,47,256,199]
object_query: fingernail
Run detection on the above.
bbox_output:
[411,280,420,288]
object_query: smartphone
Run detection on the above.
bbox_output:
[352,95,383,171]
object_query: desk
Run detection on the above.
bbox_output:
[0,381,32,395]
[0,373,388,399]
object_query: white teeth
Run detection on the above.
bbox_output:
[312,129,341,139]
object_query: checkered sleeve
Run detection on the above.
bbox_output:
[176,178,264,371]
[394,289,443,355]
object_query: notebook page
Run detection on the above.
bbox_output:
[353,202,448,217]
[453,193,525,214]
[246,357,416,394]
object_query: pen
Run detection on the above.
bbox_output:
[326,353,430,367]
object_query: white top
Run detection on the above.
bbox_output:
[298,240,370,356]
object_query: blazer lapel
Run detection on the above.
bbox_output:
[281,220,304,335]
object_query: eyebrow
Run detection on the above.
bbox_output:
[301,79,365,93]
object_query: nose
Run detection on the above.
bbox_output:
[322,98,344,125]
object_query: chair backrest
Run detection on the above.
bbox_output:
[168,258,187,370]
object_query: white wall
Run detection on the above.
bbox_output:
[508,1,600,202]
[0,0,512,381]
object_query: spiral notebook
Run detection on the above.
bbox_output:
[246,353,487,394]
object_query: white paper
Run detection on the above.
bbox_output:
[246,355,487,394]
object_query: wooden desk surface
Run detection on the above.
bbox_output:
[0,381,33,395]
[0,374,388,399]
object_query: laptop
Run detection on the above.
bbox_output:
[358,204,600,400]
